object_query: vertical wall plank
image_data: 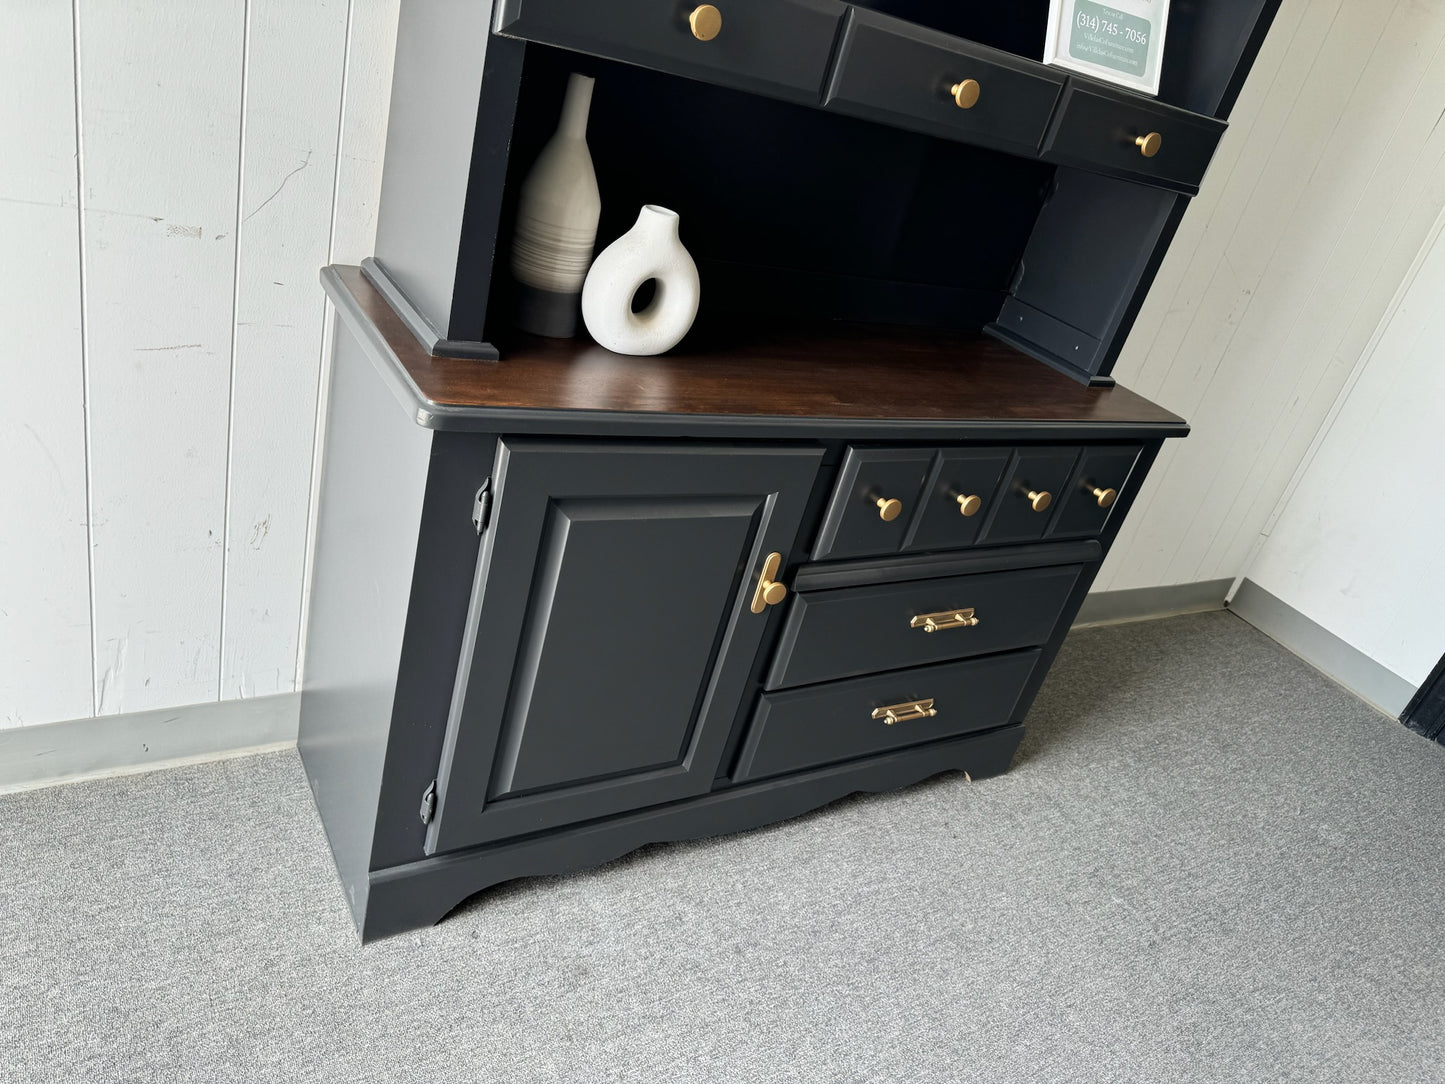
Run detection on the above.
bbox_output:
[221,0,350,699]
[295,0,401,684]
[0,5,92,726]
[78,1,244,713]
[329,0,402,268]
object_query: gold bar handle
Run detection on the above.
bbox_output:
[910,608,979,633]
[750,551,787,613]
[872,698,937,726]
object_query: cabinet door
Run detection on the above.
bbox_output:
[427,440,822,853]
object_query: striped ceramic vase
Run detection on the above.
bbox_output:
[510,73,601,338]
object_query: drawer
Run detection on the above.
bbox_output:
[1050,444,1141,538]
[812,447,934,561]
[823,8,1065,155]
[495,0,846,106]
[978,447,1079,545]
[905,448,1011,553]
[1041,83,1225,195]
[767,563,1083,689]
[737,650,1041,781]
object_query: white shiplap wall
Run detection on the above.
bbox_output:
[4,0,1443,734]
[1246,209,1445,688]
[1098,0,1445,592]
[0,0,398,727]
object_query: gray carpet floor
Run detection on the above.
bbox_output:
[3,610,1444,1082]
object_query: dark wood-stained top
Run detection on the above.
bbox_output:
[324,264,1185,436]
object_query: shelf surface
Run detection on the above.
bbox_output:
[325,264,1185,435]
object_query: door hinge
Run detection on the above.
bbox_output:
[419,780,437,825]
[472,479,492,535]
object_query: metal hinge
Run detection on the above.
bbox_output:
[419,780,437,825]
[472,479,492,535]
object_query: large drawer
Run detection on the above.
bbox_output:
[824,7,1065,155]
[494,0,846,106]
[736,650,1041,781]
[1041,82,1225,195]
[766,562,1083,689]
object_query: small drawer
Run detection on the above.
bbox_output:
[767,563,1083,689]
[812,447,934,561]
[737,650,1041,781]
[977,447,1080,545]
[1041,83,1225,195]
[495,0,846,106]
[824,8,1065,155]
[905,448,1011,553]
[1050,445,1142,538]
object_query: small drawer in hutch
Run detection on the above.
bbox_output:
[1041,83,1225,195]
[494,0,846,106]
[823,7,1066,155]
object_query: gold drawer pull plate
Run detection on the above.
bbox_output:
[750,551,786,613]
[1027,489,1052,512]
[956,493,982,516]
[910,608,979,633]
[1090,484,1118,508]
[950,79,980,110]
[873,698,938,726]
[1135,131,1162,157]
[875,496,903,522]
[689,4,722,41]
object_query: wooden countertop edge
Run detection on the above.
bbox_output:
[320,265,1189,440]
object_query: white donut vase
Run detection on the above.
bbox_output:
[581,205,700,356]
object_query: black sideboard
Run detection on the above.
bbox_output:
[300,0,1279,940]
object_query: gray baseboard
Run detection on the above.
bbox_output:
[0,693,300,794]
[1074,578,1232,628]
[1228,579,1417,717]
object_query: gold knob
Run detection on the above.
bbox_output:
[1027,490,1052,513]
[689,4,721,40]
[955,494,982,517]
[1091,486,1118,509]
[750,551,787,613]
[1135,132,1162,157]
[949,79,980,109]
[876,497,903,522]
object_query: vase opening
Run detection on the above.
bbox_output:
[630,278,659,314]
[641,205,678,218]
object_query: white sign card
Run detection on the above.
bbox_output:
[1043,0,1170,96]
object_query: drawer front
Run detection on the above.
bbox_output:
[906,448,1011,552]
[812,447,934,560]
[738,650,1041,781]
[824,8,1065,154]
[495,0,846,106]
[1042,84,1225,194]
[978,447,1080,545]
[767,563,1083,689]
[1051,444,1142,538]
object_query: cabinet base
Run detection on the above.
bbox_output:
[356,724,1024,942]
